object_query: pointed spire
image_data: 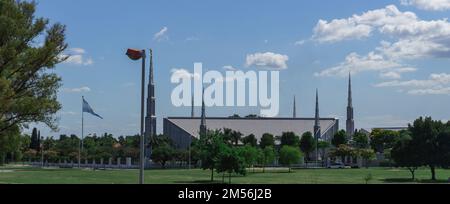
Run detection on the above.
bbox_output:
[144,48,156,159]
[346,72,355,138]
[200,87,207,136]
[314,89,321,139]
[348,72,352,108]
[150,49,154,84]
[293,95,297,118]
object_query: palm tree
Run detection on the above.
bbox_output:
[231,131,243,146]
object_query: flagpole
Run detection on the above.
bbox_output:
[82,96,85,166]
[78,97,82,168]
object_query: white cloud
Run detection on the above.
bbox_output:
[62,86,91,93]
[61,48,94,66]
[60,111,78,116]
[313,5,418,43]
[375,73,450,95]
[223,65,238,71]
[313,19,373,43]
[314,5,450,81]
[154,26,169,42]
[294,40,306,46]
[245,52,289,70]
[401,0,450,11]
[70,48,86,54]
[315,52,415,77]
[171,68,200,80]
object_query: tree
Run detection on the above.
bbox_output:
[358,149,376,168]
[150,144,175,168]
[279,146,302,172]
[198,130,227,181]
[260,133,275,149]
[216,145,246,184]
[241,134,257,147]
[370,129,399,153]
[230,130,243,146]
[0,0,67,138]
[353,131,369,149]
[260,146,275,173]
[391,137,421,180]
[329,144,357,163]
[299,132,316,161]
[280,132,300,147]
[30,128,39,150]
[317,141,330,161]
[237,145,259,171]
[332,130,348,147]
[0,125,21,164]
[407,117,450,180]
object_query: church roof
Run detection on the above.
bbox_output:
[165,117,339,140]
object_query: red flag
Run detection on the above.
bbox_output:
[126,49,144,60]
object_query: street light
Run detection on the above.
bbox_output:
[126,48,146,184]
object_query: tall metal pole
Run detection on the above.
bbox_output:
[81,96,84,163]
[78,97,82,168]
[139,50,146,184]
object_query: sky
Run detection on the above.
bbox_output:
[30,0,450,138]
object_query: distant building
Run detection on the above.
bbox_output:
[164,117,339,149]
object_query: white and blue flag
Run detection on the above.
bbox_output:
[82,97,103,119]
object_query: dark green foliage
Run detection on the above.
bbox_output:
[370,129,399,153]
[280,132,300,147]
[0,0,67,137]
[353,131,369,149]
[299,132,316,161]
[151,144,175,168]
[332,130,348,147]
[241,134,257,147]
[407,117,450,180]
[259,133,275,149]
[216,145,246,183]
[391,136,421,180]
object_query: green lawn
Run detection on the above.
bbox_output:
[1,165,449,184]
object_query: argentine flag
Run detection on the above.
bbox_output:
[82,97,103,119]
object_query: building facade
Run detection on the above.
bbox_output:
[164,117,339,149]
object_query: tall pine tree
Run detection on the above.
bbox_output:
[0,0,67,139]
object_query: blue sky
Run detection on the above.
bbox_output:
[31,0,450,138]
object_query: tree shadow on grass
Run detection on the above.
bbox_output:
[173,180,225,184]
[383,178,450,184]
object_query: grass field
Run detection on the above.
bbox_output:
[1,165,449,184]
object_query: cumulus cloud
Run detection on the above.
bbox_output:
[154,27,169,42]
[314,52,416,77]
[245,52,289,70]
[171,68,200,80]
[375,73,450,95]
[61,48,94,66]
[401,0,450,11]
[314,5,450,81]
[62,86,91,93]
[313,5,416,43]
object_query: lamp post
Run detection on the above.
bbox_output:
[126,48,146,184]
